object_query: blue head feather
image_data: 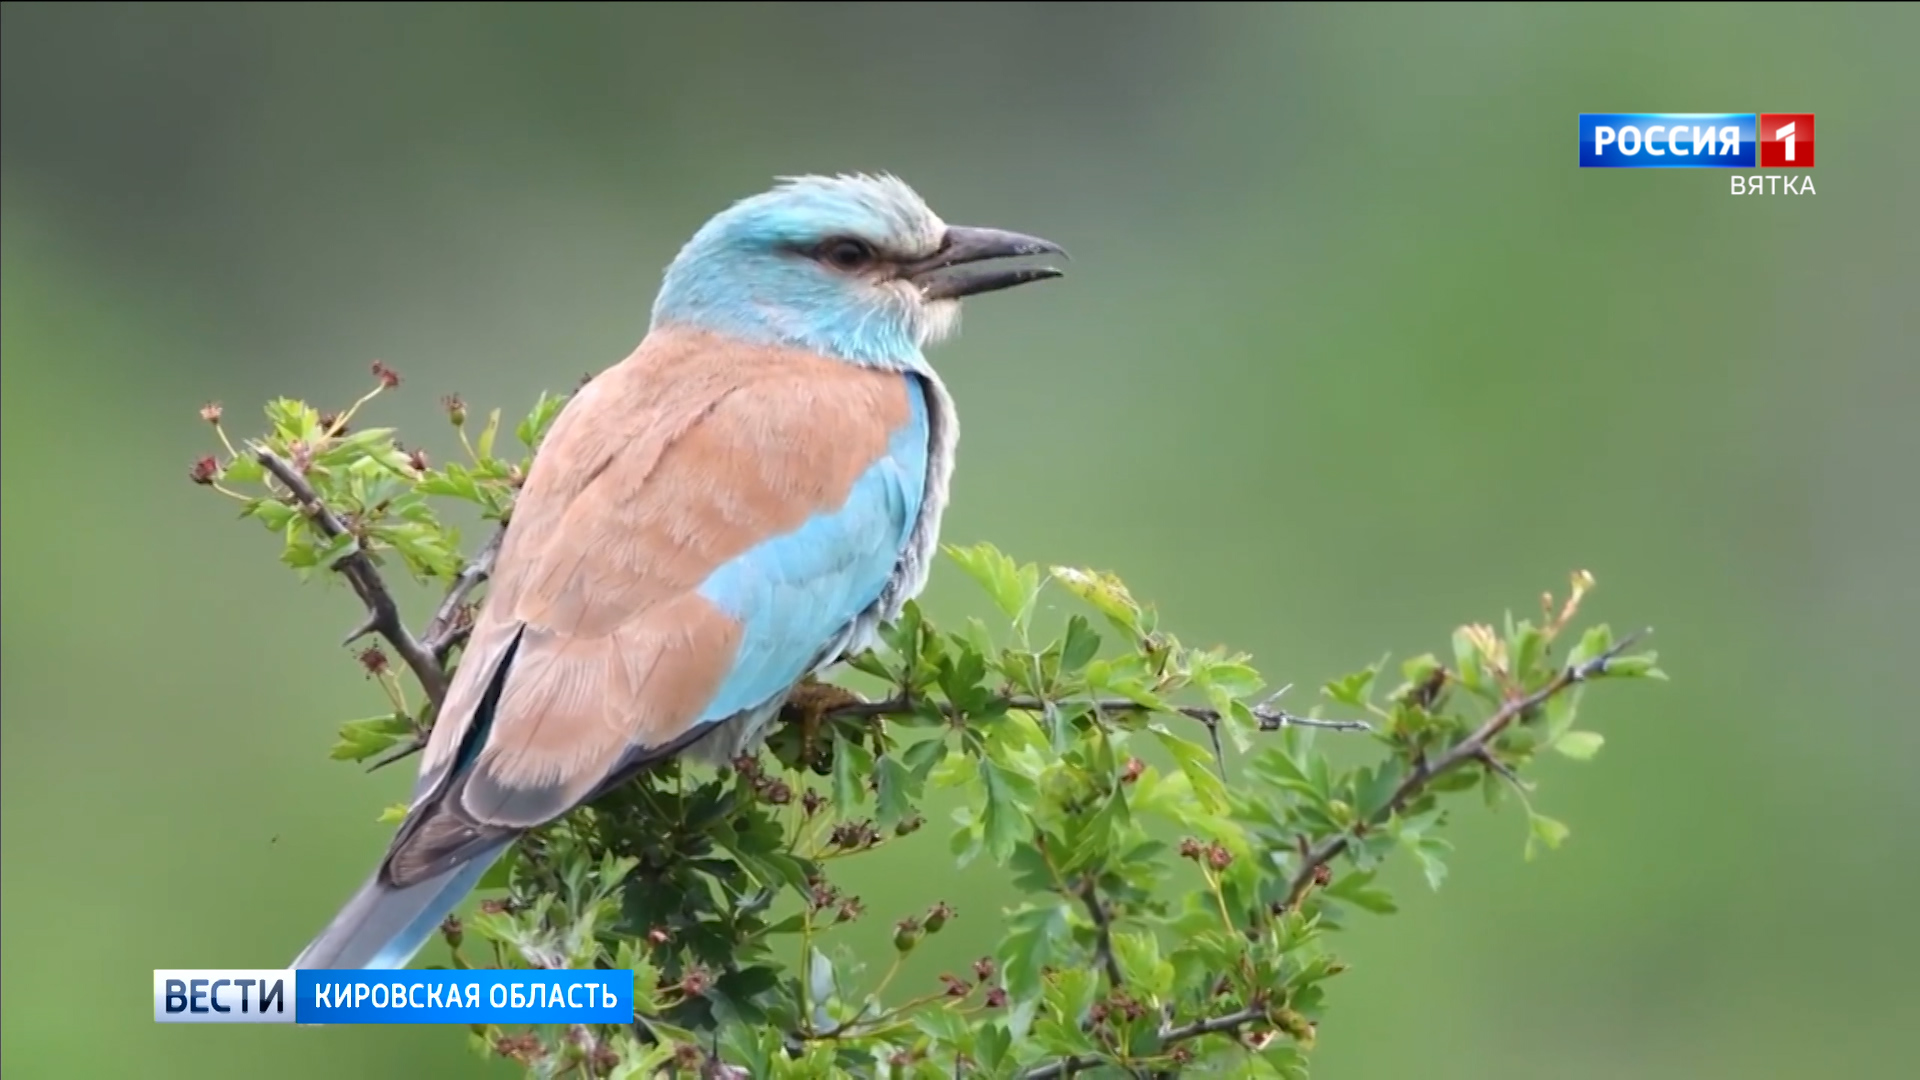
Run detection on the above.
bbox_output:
[650,174,960,369]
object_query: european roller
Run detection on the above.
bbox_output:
[291,174,1065,970]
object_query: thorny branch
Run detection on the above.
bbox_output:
[253,446,504,726]
[1019,1005,1273,1080]
[827,694,1371,735]
[255,447,454,707]
[1076,877,1127,991]
[1279,630,1647,911]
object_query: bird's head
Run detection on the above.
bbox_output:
[650,174,1065,368]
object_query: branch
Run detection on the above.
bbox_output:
[423,526,504,661]
[1076,877,1127,990]
[826,694,1370,734]
[254,446,507,766]
[1280,629,1649,909]
[1019,1005,1270,1079]
[255,447,449,707]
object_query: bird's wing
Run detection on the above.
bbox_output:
[384,326,929,888]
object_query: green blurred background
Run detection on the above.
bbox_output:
[5,2,1916,1077]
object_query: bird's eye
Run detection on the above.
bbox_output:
[820,237,876,271]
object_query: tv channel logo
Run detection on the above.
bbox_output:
[1578,114,1815,169]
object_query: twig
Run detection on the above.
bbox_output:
[1019,1005,1271,1079]
[1076,877,1127,990]
[423,527,505,661]
[363,535,508,772]
[826,694,1370,734]
[255,447,449,707]
[1279,630,1649,909]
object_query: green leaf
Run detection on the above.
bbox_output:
[223,455,266,484]
[1323,665,1378,707]
[1553,730,1605,761]
[1058,615,1101,675]
[1527,812,1571,859]
[330,713,415,762]
[516,390,568,451]
[246,498,296,532]
[873,754,916,830]
[947,543,1042,629]
[1049,565,1146,638]
[1110,930,1174,999]
[1321,868,1398,914]
[902,736,949,780]
[979,759,1032,862]
[1400,834,1452,892]
[1605,652,1667,680]
[475,408,501,461]
[264,398,323,442]
[831,734,873,811]
[1152,727,1228,813]
[913,1004,972,1051]
[998,903,1069,1003]
[1510,620,1546,679]
[375,803,407,825]
[1568,624,1614,667]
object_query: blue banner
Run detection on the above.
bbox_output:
[155,968,634,1024]
[1578,113,1755,168]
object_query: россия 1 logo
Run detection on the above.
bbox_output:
[1579,113,1815,195]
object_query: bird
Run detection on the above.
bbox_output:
[290,174,1065,970]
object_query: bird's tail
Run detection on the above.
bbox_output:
[290,840,512,971]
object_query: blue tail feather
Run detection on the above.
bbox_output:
[290,841,510,971]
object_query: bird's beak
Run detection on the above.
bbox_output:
[905,226,1068,301]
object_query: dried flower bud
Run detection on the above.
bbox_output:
[1120,757,1146,783]
[679,965,712,997]
[892,917,922,953]
[199,401,224,424]
[893,813,925,837]
[442,394,467,427]
[1207,843,1234,871]
[923,901,955,934]
[835,897,865,924]
[371,360,401,389]
[439,915,463,949]
[646,927,671,946]
[1178,837,1204,861]
[493,1032,545,1063]
[357,646,390,676]
[939,973,970,998]
[762,779,792,805]
[801,789,827,816]
[189,456,220,486]
[406,447,431,473]
[973,957,996,982]
[985,987,1007,1008]
[1312,864,1332,887]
